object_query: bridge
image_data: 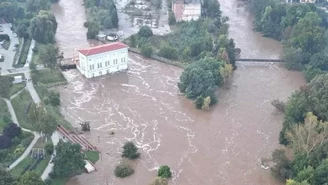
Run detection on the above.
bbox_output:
[236,58,284,62]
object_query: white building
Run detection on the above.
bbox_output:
[300,0,316,2]
[76,42,129,78]
[172,0,201,22]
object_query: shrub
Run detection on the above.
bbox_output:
[141,45,153,58]
[114,163,134,178]
[271,99,285,112]
[80,121,90,131]
[83,22,90,28]
[3,123,22,139]
[168,11,176,25]
[150,177,168,185]
[0,34,10,41]
[138,26,153,38]
[157,165,172,178]
[48,91,60,106]
[14,144,25,155]
[0,135,12,149]
[122,142,140,159]
[45,143,54,155]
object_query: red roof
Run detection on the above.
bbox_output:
[78,42,128,56]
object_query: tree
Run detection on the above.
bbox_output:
[271,99,285,112]
[138,26,153,38]
[286,179,310,185]
[17,171,45,185]
[168,11,176,25]
[294,166,314,184]
[202,0,221,19]
[271,149,292,179]
[79,121,90,131]
[28,103,57,137]
[307,74,328,121]
[53,140,86,178]
[150,177,168,185]
[29,62,37,73]
[130,35,137,47]
[157,165,172,178]
[0,2,18,23]
[38,44,60,72]
[110,8,119,28]
[30,11,57,44]
[86,22,100,39]
[122,142,140,159]
[26,0,49,12]
[0,76,13,98]
[0,167,15,185]
[3,123,21,139]
[158,42,178,60]
[0,135,11,149]
[286,112,328,157]
[114,162,134,178]
[313,159,328,185]
[48,91,60,106]
[45,143,54,155]
[141,45,153,58]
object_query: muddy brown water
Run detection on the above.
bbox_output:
[51,0,305,184]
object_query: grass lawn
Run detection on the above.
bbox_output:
[9,82,26,97]
[0,99,11,133]
[11,137,52,178]
[34,85,72,130]
[15,38,31,67]
[11,89,35,131]
[0,131,34,167]
[84,151,100,164]
[32,68,67,86]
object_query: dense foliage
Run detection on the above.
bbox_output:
[30,10,57,44]
[150,177,168,185]
[52,140,86,178]
[269,73,328,185]
[17,171,45,185]
[138,26,153,38]
[114,162,134,178]
[157,165,172,178]
[3,123,21,139]
[0,135,11,149]
[122,141,140,159]
[38,44,62,72]
[0,76,13,98]
[0,168,15,185]
[28,103,57,137]
[45,143,54,155]
[84,0,119,37]
[250,0,328,79]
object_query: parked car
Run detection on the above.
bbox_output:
[14,44,19,47]
[13,33,17,38]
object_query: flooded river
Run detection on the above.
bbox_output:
[51,0,305,184]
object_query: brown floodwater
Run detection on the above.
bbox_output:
[51,0,305,185]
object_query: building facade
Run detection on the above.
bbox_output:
[77,42,129,78]
[172,0,201,22]
[299,0,316,2]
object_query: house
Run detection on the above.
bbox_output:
[172,0,201,22]
[77,42,129,78]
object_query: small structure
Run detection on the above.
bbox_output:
[76,42,129,78]
[13,75,23,84]
[172,0,201,22]
[85,160,96,173]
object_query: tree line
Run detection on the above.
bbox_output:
[250,0,328,81]
[83,0,119,39]
[250,1,328,184]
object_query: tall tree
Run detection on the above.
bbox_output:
[30,10,57,44]
[17,171,45,185]
[28,103,57,137]
[38,44,61,72]
[53,140,86,178]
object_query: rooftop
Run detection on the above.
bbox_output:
[78,42,128,56]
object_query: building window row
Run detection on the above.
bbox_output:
[89,58,126,71]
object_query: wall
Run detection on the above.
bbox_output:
[182,3,201,21]
[78,48,129,78]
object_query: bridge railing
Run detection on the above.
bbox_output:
[237,58,284,62]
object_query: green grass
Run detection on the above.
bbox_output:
[32,68,67,86]
[9,82,26,98]
[11,90,35,131]
[11,136,52,177]
[15,38,31,67]
[84,151,100,164]
[0,99,11,133]
[34,85,72,130]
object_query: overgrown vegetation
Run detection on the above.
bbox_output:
[114,162,134,178]
[250,0,328,81]
[83,0,119,39]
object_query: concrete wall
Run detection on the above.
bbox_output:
[77,48,128,78]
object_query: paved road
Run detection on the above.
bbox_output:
[0,23,19,71]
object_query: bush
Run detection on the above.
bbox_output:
[138,26,153,38]
[157,165,172,178]
[0,135,12,149]
[45,143,54,155]
[122,142,140,159]
[150,177,168,185]
[114,163,134,178]
[168,11,176,25]
[83,22,90,28]
[0,34,10,41]
[141,45,153,58]
[3,123,22,139]
[48,91,60,106]
[271,99,285,112]
[158,42,178,60]
[45,178,53,185]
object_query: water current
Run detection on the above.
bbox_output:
[51,0,306,184]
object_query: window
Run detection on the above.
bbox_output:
[89,64,95,70]
[100,62,102,68]
[90,65,92,70]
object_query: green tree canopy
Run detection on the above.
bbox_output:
[138,26,153,38]
[38,44,61,71]
[53,140,86,178]
[17,171,45,185]
[122,141,140,159]
[30,10,57,44]
[157,165,172,178]
[0,167,15,185]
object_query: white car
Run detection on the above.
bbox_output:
[13,33,17,38]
